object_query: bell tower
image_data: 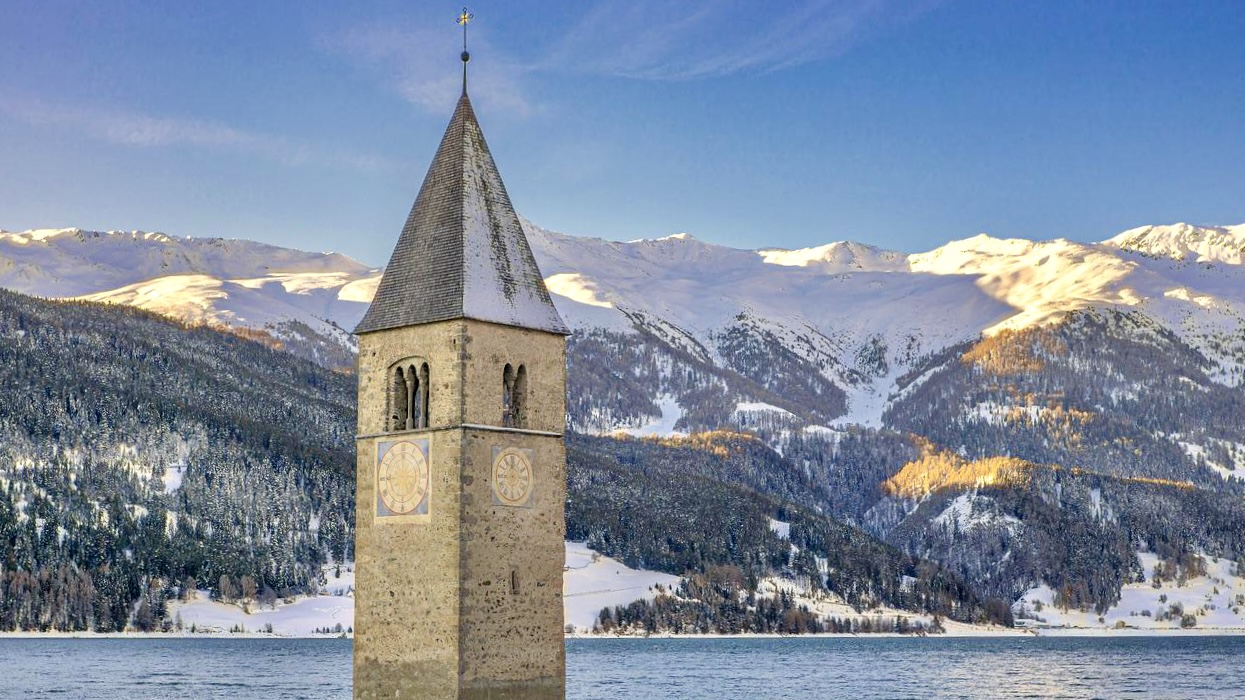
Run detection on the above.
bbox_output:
[352,19,568,698]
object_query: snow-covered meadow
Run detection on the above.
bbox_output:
[163,542,678,637]
[1014,553,1245,633]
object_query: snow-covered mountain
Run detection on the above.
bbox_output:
[3,221,1244,415]
[1104,223,1245,265]
[543,222,1245,386]
[532,224,1241,429]
[0,228,379,368]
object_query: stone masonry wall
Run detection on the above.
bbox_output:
[354,318,567,699]
[460,319,567,433]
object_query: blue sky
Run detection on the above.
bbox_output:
[2,1,1243,265]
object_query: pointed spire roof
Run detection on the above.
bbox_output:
[355,92,567,336]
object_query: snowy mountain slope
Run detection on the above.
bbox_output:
[531,225,1016,427]
[0,228,378,366]
[0,228,373,295]
[76,272,366,335]
[758,240,909,273]
[631,227,1242,348]
[526,220,1245,427]
[1100,230,1245,385]
[4,221,1244,420]
[533,226,1015,352]
[1104,223,1245,265]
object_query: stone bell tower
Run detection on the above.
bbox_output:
[351,22,568,698]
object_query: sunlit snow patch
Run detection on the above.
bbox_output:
[563,542,681,633]
[1014,552,1245,632]
[545,273,614,309]
[162,464,185,493]
[618,395,685,437]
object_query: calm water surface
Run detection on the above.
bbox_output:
[1,636,1241,699]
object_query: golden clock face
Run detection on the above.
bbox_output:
[491,446,534,507]
[377,440,430,516]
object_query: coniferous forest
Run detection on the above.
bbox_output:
[0,291,1001,631]
[0,290,355,631]
[3,289,1245,632]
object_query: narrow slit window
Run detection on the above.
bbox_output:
[417,363,430,429]
[510,570,520,594]
[513,365,527,428]
[502,364,514,427]
[405,364,419,430]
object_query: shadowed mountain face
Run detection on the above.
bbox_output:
[3,220,1245,625]
[844,311,1245,611]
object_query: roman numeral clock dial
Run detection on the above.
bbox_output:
[376,439,430,519]
[491,446,534,507]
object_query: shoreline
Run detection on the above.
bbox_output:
[569,626,1245,639]
[4,627,1245,641]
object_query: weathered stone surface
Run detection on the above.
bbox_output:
[355,318,566,699]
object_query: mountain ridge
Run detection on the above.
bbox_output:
[3,219,1245,631]
[4,219,1245,421]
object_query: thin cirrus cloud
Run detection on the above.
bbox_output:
[0,96,391,172]
[543,0,943,80]
[327,0,940,114]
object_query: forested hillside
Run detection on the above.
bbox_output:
[567,433,1003,632]
[869,309,1245,613]
[0,289,356,631]
[566,307,1245,619]
[5,220,1245,632]
[0,290,989,633]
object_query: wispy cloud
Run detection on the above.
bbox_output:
[323,1,940,115]
[0,96,391,172]
[323,22,533,117]
[543,0,944,80]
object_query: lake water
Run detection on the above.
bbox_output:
[2,636,1242,699]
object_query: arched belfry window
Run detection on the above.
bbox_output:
[502,363,527,428]
[388,358,430,432]
[390,367,409,432]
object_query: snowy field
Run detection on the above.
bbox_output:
[1014,553,1245,633]
[169,563,356,636]
[162,542,678,637]
[563,541,681,632]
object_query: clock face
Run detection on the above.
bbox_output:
[376,439,430,518]
[491,446,534,507]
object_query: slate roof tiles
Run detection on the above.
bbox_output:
[355,92,567,336]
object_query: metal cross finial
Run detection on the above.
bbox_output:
[457,7,474,53]
[457,6,474,93]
